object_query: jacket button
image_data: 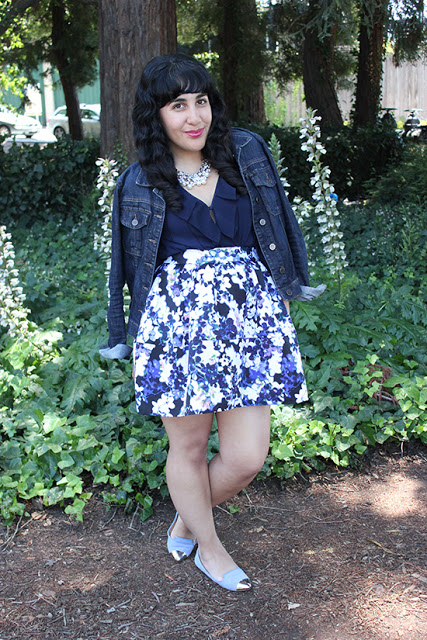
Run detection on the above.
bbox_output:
[280,267,285,274]
[132,218,138,226]
[269,243,276,251]
[286,289,293,296]
[259,218,266,226]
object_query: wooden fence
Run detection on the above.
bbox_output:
[276,56,427,125]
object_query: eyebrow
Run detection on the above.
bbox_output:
[170,93,207,104]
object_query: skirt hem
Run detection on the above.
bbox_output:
[136,397,309,418]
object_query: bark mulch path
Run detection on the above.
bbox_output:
[1,443,426,640]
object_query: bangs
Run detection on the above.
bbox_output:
[152,64,213,107]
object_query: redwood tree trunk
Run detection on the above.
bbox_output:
[353,1,387,126]
[51,0,83,140]
[220,0,239,121]
[99,0,177,161]
[218,0,265,124]
[302,1,342,128]
[247,86,266,124]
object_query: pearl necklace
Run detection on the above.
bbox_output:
[176,159,211,189]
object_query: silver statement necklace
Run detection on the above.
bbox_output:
[176,159,211,189]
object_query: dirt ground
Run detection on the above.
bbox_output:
[1,443,426,640]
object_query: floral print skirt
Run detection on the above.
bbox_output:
[134,246,308,417]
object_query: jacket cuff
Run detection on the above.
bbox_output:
[295,284,327,301]
[99,343,133,360]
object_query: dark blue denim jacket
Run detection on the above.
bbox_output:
[100,128,325,359]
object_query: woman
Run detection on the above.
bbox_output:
[100,53,323,592]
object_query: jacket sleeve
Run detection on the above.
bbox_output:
[99,177,132,360]
[254,132,310,287]
[251,132,325,300]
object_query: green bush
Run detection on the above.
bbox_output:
[264,198,427,478]
[0,137,99,227]
[0,130,426,524]
[365,144,427,205]
[1,195,426,524]
[0,217,167,524]
[266,289,427,479]
[249,122,404,201]
[300,201,427,289]
[338,202,427,286]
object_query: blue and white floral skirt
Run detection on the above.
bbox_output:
[134,246,308,417]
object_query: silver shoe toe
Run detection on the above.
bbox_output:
[170,549,188,562]
[236,578,252,590]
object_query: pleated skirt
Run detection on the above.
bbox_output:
[134,246,308,417]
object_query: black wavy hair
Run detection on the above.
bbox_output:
[133,53,247,211]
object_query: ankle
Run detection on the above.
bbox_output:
[197,537,225,560]
[172,515,195,540]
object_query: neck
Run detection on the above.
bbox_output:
[171,149,204,174]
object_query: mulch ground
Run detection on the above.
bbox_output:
[1,442,426,640]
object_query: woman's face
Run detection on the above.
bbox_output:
[159,92,212,157]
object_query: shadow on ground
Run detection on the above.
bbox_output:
[1,443,426,640]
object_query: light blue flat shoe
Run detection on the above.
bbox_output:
[167,513,196,562]
[194,549,252,591]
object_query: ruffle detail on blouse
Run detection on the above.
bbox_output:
[177,177,238,244]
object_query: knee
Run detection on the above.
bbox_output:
[163,415,212,467]
[168,436,208,467]
[243,447,269,479]
[225,445,269,481]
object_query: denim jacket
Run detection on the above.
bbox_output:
[100,128,325,359]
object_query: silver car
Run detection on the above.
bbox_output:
[0,105,41,137]
[47,103,101,139]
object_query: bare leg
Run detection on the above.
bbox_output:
[163,412,238,580]
[166,405,271,578]
[210,405,271,504]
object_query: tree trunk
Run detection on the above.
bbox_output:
[302,1,342,128]
[50,0,84,140]
[353,1,387,126]
[218,0,265,124]
[219,0,239,122]
[99,0,177,161]
[247,85,266,124]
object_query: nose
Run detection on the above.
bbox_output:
[186,105,201,126]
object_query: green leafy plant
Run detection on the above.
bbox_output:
[0,137,99,228]
[0,122,425,526]
[366,144,427,205]
[251,121,404,201]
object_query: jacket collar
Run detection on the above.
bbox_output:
[231,127,253,149]
[136,166,151,187]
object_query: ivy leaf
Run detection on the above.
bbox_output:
[42,413,67,434]
[271,442,293,459]
[57,454,75,469]
[61,375,90,414]
[111,447,125,464]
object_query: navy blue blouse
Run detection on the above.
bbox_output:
[156,176,257,266]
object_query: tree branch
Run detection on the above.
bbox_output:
[0,0,42,38]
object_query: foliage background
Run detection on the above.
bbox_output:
[1,132,426,525]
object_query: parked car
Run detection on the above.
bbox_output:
[0,105,41,138]
[47,103,101,139]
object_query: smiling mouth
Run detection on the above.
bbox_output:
[185,129,204,137]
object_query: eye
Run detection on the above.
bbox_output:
[172,102,185,110]
[197,97,208,105]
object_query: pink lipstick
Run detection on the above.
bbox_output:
[185,129,204,138]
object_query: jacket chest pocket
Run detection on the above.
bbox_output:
[251,169,281,216]
[120,205,151,257]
